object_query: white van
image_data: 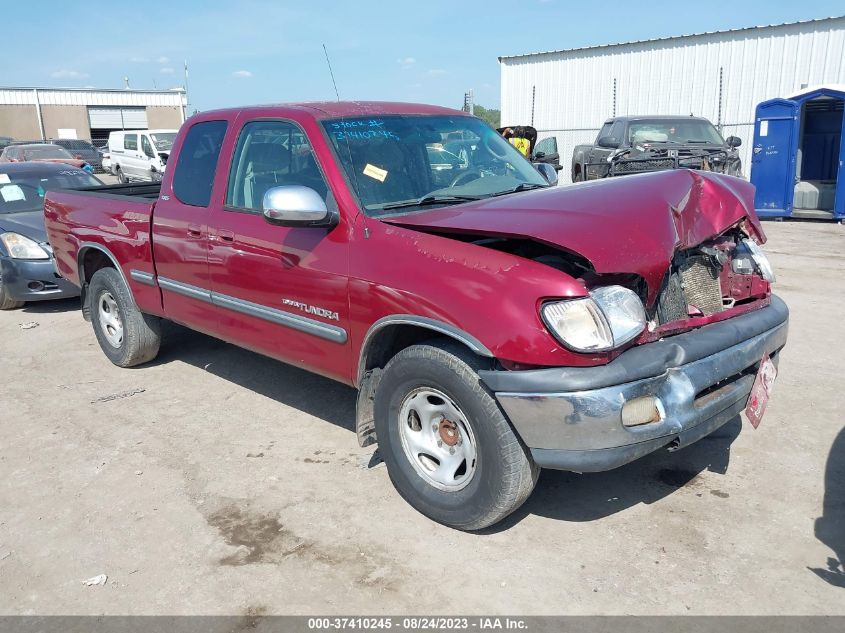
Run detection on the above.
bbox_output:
[107,129,177,183]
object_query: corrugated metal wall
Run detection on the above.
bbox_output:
[0,88,185,108]
[501,17,845,183]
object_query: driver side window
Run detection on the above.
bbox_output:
[226,120,329,212]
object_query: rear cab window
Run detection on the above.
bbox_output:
[171,120,228,207]
[124,134,138,151]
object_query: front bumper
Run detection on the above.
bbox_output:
[0,256,80,302]
[479,296,789,472]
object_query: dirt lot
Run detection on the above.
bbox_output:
[0,220,843,615]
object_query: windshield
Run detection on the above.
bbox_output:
[323,115,548,217]
[149,133,176,151]
[0,169,100,214]
[627,119,725,145]
[21,145,75,160]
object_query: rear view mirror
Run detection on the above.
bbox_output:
[598,136,620,149]
[262,186,337,228]
[726,136,742,148]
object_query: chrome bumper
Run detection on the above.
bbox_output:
[480,296,789,472]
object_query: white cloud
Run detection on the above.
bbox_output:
[160,67,175,74]
[157,56,170,64]
[51,69,89,79]
[426,68,447,76]
[233,70,253,78]
[397,56,416,68]
[129,56,150,63]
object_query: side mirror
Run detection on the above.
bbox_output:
[533,151,546,159]
[534,163,558,186]
[262,185,336,228]
[597,136,620,149]
[726,136,742,148]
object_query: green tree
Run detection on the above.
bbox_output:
[471,104,501,128]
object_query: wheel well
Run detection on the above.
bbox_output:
[79,247,115,285]
[360,324,449,380]
[78,247,118,321]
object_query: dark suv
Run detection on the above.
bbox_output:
[572,116,742,182]
[50,139,103,172]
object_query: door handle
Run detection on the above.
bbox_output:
[218,229,235,243]
[187,224,203,238]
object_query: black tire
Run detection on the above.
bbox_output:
[374,341,539,530]
[0,276,24,310]
[115,166,127,184]
[573,170,584,182]
[88,267,161,367]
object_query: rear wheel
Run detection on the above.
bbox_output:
[374,341,539,530]
[89,268,160,367]
[0,274,24,310]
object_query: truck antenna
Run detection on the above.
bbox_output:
[322,44,341,102]
[322,44,369,237]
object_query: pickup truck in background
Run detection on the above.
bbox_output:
[44,102,788,530]
[571,115,743,182]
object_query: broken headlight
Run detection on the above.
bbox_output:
[732,239,776,282]
[542,285,646,352]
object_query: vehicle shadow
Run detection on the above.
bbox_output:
[483,416,742,533]
[810,424,845,588]
[150,322,744,528]
[20,297,81,314]
[153,322,357,433]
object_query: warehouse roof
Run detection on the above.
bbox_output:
[498,15,845,61]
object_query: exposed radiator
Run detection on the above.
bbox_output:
[656,254,725,324]
[680,256,723,316]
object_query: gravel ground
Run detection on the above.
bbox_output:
[0,220,842,615]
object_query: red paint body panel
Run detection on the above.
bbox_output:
[385,169,765,306]
[43,191,162,313]
[43,102,773,387]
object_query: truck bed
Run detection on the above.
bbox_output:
[43,185,160,302]
[75,182,161,199]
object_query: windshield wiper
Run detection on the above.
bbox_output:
[380,194,480,211]
[490,182,549,197]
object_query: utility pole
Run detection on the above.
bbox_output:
[463,89,474,115]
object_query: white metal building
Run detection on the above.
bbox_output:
[500,16,845,183]
[0,87,186,144]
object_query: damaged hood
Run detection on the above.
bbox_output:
[383,169,763,304]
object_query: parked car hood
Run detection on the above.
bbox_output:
[0,210,47,243]
[383,169,763,305]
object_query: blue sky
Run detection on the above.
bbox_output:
[3,1,843,112]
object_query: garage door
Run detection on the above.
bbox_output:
[88,107,148,129]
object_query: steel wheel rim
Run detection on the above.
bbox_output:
[397,387,478,492]
[98,292,124,348]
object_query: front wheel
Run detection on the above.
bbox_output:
[115,166,127,183]
[88,267,161,367]
[0,274,24,310]
[374,342,539,530]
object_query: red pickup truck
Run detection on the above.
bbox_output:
[44,102,788,530]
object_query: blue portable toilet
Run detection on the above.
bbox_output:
[751,85,845,221]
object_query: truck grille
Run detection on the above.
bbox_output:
[612,158,675,174]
